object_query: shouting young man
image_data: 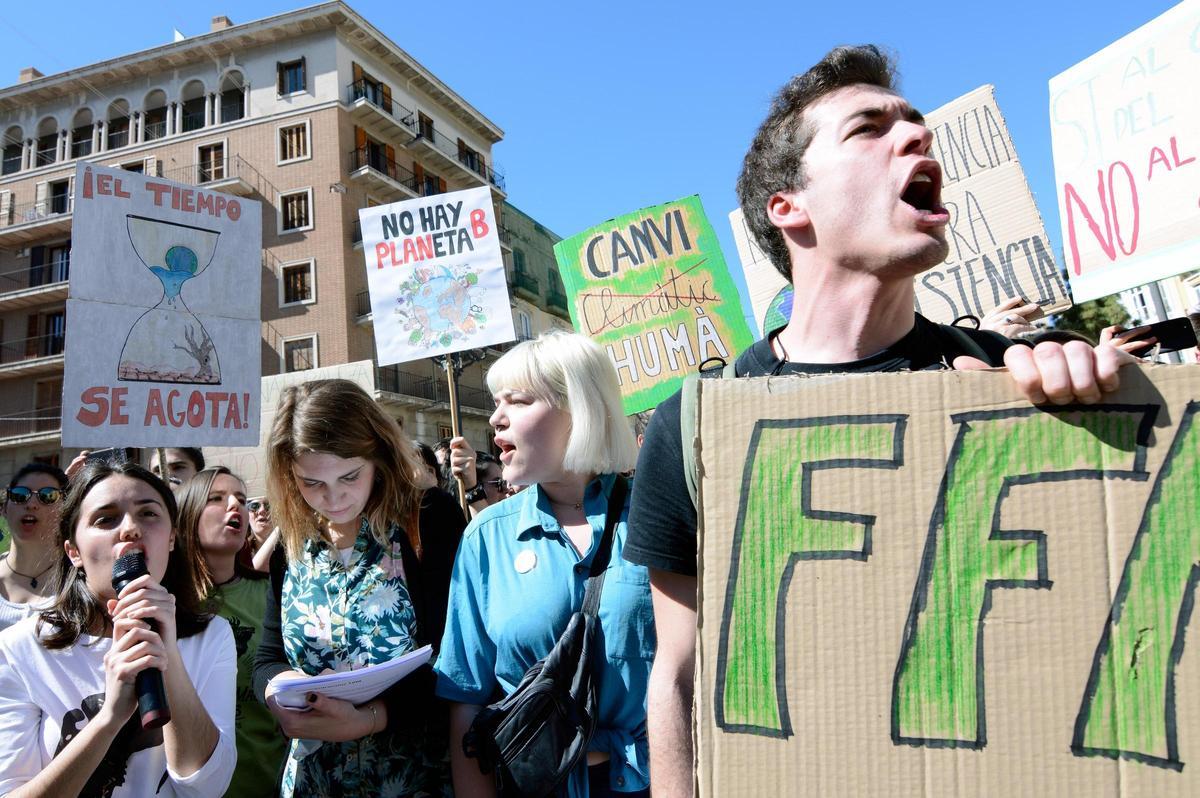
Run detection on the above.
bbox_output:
[622,45,1134,796]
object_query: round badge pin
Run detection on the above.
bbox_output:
[514,550,537,574]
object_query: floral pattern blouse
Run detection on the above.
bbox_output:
[278,517,451,797]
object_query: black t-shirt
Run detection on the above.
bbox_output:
[622,315,1011,576]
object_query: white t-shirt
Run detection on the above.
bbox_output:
[0,614,237,797]
[0,593,51,632]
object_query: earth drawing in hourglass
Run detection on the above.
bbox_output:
[119,214,223,384]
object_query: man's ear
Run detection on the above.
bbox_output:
[766,190,810,232]
[64,538,83,569]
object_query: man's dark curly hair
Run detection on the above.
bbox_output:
[736,45,898,280]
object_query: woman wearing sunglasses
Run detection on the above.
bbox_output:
[1,463,69,631]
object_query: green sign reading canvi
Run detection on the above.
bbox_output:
[553,195,753,414]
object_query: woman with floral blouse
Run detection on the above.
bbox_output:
[252,378,465,797]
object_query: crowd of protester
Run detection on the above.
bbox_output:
[0,42,1196,798]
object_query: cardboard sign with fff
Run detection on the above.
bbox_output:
[697,364,1199,796]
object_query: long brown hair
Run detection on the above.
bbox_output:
[175,466,266,594]
[266,379,422,561]
[38,461,212,649]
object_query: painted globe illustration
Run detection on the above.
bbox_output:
[763,285,794,332]
[399,266,484,347]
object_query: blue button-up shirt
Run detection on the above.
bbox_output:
[435,473,654,796]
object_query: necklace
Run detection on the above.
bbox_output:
[549,498,584,511]
[1,554,54,590]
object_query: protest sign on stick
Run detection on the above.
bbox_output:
[554,195,754,414]
[695,364,1200,796]
[730,85,1069,332]
[359,186,513,366]
[1050,1,1200,302]
[62,163,262,447]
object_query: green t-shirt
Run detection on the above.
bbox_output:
[211,576,287,796]
[0,519,10,555]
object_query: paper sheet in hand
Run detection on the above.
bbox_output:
[269,645,432,709]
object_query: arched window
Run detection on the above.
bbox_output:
[143,89,168,141]
[181,79,205,132]
[219,70,245,123]
[35,117,58,166]
[71,108,94,159]
[2,125,22,174]
[106,99,131,149]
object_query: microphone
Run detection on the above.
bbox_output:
[111,551,171,730]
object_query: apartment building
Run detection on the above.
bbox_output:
[0,2,571,476]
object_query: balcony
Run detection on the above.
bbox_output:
[106,128,130,150]
[70,139,93,159]
[356,289,372,322]
[143,120,167,142]
[0,333,66,379]
[181,110,206,134]
[512,270,539,301]
[0,406,61,449]
[497,224,513,251]
[347,79,417,144]
[351,219,363,250]
[161,154,258,197]
[0,196,74,247]
[348,148,420,202]
[546,288,569,315]
[375,365,493,412]
[0,258,70,311]
[408,124,506,194]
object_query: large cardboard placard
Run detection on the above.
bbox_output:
[554,195,754,414]
[359,186,513,365]
[696,365,1200,796]
[204,360,376,497]
[62,163,262,447]
[1050,1,1200,302]
[729,85,1070,332]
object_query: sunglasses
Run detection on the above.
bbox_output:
[4,486,64,505]
[248,499,270,513]
[483,479,507,491]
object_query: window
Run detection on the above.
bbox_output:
[278,188,313,234]
[143,106,167,141]
[120,161,144,174]
[277,121,310,164]
[516,311,532,341]
[280,260,315,306]
[47,243,70,283]
[2,142,20,175]
[513,249,527,273]
[418,112,434,140]
[458,139,484,175]
[107,117,130,150]
[282,336,316,373]
[277,58,306,95]
[71,125,93,159]
[48,180,70,215]
[198,143,225,183]
[422,170,442,197]
[437,424,453,440]
[34,377,62,432]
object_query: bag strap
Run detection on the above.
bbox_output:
[683,360,738,508]
[580,476,628,617]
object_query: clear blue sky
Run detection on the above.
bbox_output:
[0,0,1181,334]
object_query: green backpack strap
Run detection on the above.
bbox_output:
[682,360,738,508]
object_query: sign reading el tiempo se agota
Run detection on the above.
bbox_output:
[554,195,754,414]
[359,186,514,366]
[1050,1,1200,302]
[62,163,262,447]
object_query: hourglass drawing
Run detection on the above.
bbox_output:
[118,214,222,384]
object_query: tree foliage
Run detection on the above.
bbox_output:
[1051,295,1134,342]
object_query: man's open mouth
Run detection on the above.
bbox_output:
[900,162,944,214]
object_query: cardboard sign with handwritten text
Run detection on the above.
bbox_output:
[1049,2,1200,301]
[554,195,753,413]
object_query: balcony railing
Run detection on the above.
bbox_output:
[106,128,130,150]
[356,289,371,317]
[181,110,206,133]
[0,406,61,439]
[143,120,167,141]
[513,270,539,296]
[0,195,73,229]
[347,79,416,132]
[0,257,70,293]
[35,147,55,167]
[352,220,363,248]
[411,124,506,192]
[375,365,492,411]
[349,148,420,194]
[160,154,268,195]
[0,332,65,364]
[546,288,569,313]
[2,154,20,175]
[70,139,93,159]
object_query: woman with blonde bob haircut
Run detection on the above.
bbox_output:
[253,378,465,797]
[436,331,654,797]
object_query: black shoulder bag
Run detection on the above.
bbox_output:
[462,476,628,798]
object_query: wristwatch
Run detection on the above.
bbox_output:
[465,484,488,504]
